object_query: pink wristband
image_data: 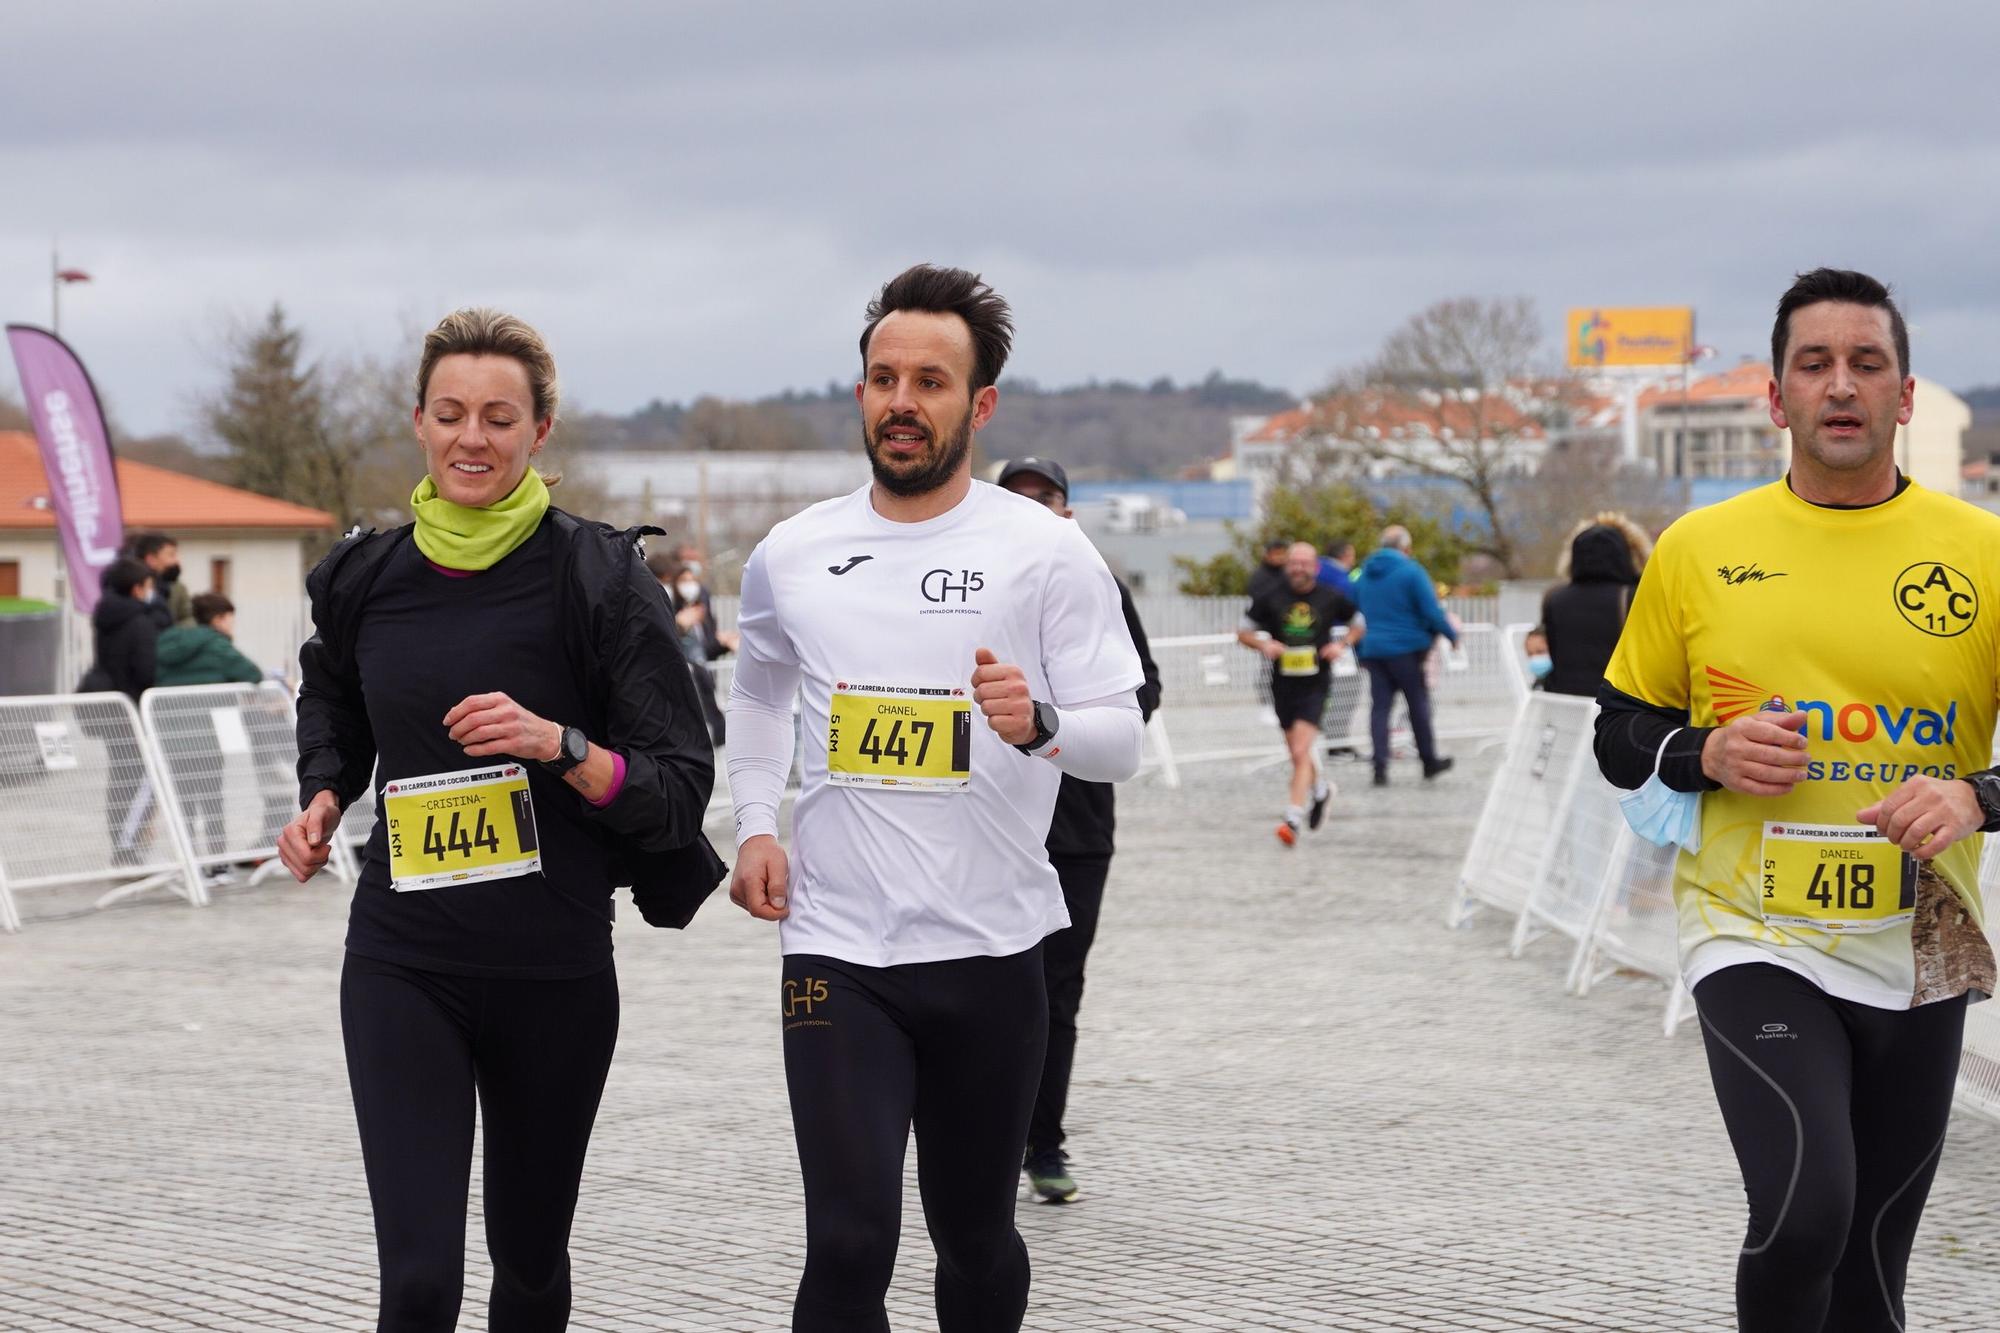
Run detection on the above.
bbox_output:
[588,750,627,808]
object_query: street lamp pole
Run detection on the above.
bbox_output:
[50,242,93,336]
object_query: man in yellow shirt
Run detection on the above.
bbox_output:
[1597,268,1998,1333]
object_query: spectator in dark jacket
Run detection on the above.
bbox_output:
[87,559,160,701]
[82,558,162,862]
[1540,513,1651,699]
[997,455,1163,1206]
[1246,537,1291,604]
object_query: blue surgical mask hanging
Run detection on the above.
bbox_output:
[1617,728,1703,851]
[1526,653,1553,680]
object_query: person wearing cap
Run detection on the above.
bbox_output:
[996,455,1161,1205]
[1247,536,1291,604]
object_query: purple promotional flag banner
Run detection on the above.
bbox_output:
[6,324,125,614]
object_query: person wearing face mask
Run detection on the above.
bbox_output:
[126,530,193,627]
[1538,513,1650,699]
[1596,269,2000,1333]
[283,307,720,1333]
[648,552,729,747]
[1522,627,1552,689]
[672,541,739,665]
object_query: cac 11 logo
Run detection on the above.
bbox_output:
[1894,562,1977,638]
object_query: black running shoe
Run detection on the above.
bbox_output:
[1423,756,1455,780]
[1308,782,1333,830]
[1024,1148,1078,1204]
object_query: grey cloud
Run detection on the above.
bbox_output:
[6,1,2000,433]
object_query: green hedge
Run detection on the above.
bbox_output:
[0,597,59,616]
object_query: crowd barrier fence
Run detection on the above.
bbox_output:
[1961,838,2000,1122]
[139,683,359,890]
[0,692,204,930]
[1452,690,1692,1034]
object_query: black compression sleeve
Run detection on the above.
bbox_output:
[1593,682,1720,793]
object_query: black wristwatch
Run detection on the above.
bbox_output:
[542,724,589,776]
[1013,700,1060,756]
[1966,771,2000,833]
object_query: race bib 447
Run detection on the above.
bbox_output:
[383,764,541,892]
[826,681,972,792]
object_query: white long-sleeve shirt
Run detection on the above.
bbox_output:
[725,481,1144,967]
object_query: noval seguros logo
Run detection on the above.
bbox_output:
[1705,666,1961,784]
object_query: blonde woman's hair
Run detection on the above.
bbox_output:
[416,307,561,484]
[1555,511,1654,579]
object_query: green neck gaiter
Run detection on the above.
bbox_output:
[409,469,551,571]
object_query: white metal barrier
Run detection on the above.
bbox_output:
[1567,826,1690,1033]
[1448,692,1598,927]
[1510,764,1629,958]
[0,692,203,930]
[140,683,358,886]
[1959,839,2000,1121]
[1138,623,1524,777]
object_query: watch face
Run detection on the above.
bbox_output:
[563,727,589,764]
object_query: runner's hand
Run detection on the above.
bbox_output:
[972,647,1035,745]
[1260,640,1283,661]
[443,692,559,761]
[730,835,790,920]
[1857,778,1982,858]
[1700,710,1810,797]
[1320,641,1342,661]
[278,790,343,883]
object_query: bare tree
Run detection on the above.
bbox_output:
[1312,297,1558,576]
[201,305,383,530]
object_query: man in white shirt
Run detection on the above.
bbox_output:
[726,264,1144,1332]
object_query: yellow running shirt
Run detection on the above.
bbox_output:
[1606,479,1998,1008]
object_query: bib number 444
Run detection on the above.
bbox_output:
[422,806,504,861]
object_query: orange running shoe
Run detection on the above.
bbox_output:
[1275,819,1299,847]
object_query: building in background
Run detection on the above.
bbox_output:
[573,450,870,576]
[0,432,335,678]
[1634,361,1967,493]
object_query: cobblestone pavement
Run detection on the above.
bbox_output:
[4,739,1998,1332]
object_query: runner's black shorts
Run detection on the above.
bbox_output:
[1272,677,1328,730]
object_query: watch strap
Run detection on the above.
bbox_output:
[1970,772,2000,833]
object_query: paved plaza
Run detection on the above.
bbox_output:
[4,745,1998,1331]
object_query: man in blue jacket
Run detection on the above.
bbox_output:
[1352,525,1457,786]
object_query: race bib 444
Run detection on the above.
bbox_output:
[383,764,541,892]
[826,681,972,792]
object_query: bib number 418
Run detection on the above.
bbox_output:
[1805,860,1875,912]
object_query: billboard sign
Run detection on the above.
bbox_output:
[1567,307,1694,368]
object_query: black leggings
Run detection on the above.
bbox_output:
[1031,853,1111,1157]
[782,947,1047,1333]
[1693,963,1967,1333]
[340,954,620,1333]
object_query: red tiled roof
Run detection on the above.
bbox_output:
[1636,361,1772,410]
[1306,388,1547,440]
[0,431,335,531]
[1243,408,1314,444]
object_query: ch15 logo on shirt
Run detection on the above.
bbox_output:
[921,569,985,603]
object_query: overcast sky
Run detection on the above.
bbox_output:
[5,1,1999,438]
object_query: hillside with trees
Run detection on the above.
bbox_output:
[566,371,1296,479]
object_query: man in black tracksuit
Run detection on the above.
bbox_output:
[995,457,1163,1204]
